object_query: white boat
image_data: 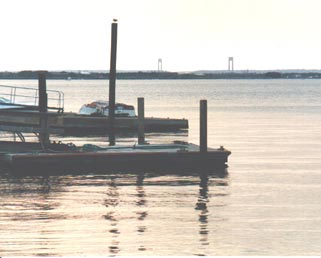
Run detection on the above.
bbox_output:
[79,100,136,117]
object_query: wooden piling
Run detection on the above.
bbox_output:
[200,100,207,153]
[38,71,49,147]
[108,20,118,146]
[138,97,145,144]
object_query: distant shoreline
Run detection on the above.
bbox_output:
[0,71,320,80]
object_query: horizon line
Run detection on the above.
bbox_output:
[1,69,321,73]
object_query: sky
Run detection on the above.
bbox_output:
[0,0,321,72]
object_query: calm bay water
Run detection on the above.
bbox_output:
[1,79,321,256]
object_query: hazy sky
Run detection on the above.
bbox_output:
[1,0,321,71]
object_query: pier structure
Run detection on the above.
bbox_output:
[108,20,118,146]
[137,97,145,144]
[0,94,188,136]
[0,98,230,175]
[0,77,227,175]
[228,57,234,71]
[0,72,64,139]
[38,71,50,148]
[0,74,228,174]
[200,100,207,153]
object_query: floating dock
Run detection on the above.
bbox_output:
[0,141,230,175]
[0,99,231,176]
[0,82,188,135]
[0,109,188,135]
[0,82,230,176]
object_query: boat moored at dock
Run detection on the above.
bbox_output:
[79,100,136,117]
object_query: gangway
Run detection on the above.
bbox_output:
[0,84,65,141]
[0,84,64,112]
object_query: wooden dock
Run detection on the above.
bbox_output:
[0,142,231,176]
[0,99,231,176]
[0,109,188,135]
[0,94,230,177]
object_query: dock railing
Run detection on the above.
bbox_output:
[0,84,64,112]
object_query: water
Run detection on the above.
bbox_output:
[1,79,321,255]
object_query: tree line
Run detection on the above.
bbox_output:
[0,70,320,80]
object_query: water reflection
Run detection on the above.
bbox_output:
[0,176,63,219]
[136,173,146,206]
[195,171,229,256]
[0,175,62,256]
[0,170,229,256]
[196,175,210,247]
[103,177,120,255]
[136,173,147,252]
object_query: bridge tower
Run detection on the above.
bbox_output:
[228,57,234,71]
[158,58,163,72]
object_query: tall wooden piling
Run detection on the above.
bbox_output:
[200,99,207,153]
[138,97,145,144]
[38,71,49,147]
[108,20,118,146]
